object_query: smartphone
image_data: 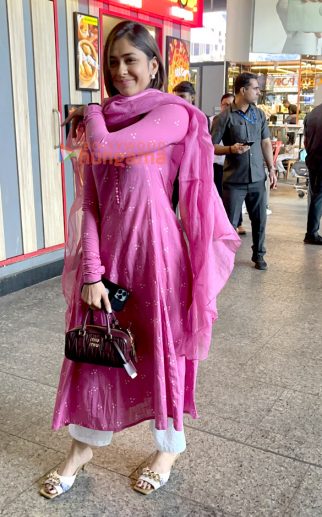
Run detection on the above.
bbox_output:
[101,278,130,312]
[242,141,254,146]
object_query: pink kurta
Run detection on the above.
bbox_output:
[52,90,240,432]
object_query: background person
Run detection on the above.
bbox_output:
[212,72,277,271]
[282,101,298,149]
[173,80,195,104]
[303,102,322,245]
[285,104,297,125]
[172,80,212,211]
[213,93,234,197]
[212,93,246,236]
[283,98,297,116]
[172,81,196,210]
[40,21,239,500]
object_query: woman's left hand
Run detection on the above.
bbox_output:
[62,106,85,137]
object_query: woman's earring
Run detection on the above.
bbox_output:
[151,74,156,79]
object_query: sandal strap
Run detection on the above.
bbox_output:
[138,468,170,490]
[43,470,77,495]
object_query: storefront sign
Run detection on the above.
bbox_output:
[166,36,190,92]
[266,74,298,92]
[74,13,100,90]
[110,0,203,27]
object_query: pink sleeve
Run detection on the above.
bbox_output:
[81,164,105,284]
[84,103,189,159]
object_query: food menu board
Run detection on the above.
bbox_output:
[166,37,190,93]
[74,13,100,91]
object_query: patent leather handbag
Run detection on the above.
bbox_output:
[65,310,137,378]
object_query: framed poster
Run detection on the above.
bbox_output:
[74,12,100,91]
[166,37,190,93]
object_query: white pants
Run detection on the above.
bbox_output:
[69,417,186,453]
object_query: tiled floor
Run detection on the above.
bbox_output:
[1,182,322,516]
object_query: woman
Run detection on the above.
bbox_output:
[173,81,196,105]
[40,21,239,499]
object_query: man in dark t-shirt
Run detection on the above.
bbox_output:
[303,103,322,245]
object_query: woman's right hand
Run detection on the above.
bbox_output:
[62,106,85,138]
[81,282,112,312]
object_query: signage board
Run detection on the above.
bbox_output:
[109,0,203,27]
[266,74,298,92]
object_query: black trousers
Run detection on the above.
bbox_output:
[214,164,242,227]
[172,174,179,212]
[213,163,224,198]
[306,169,322,237]
[222,180,267,258]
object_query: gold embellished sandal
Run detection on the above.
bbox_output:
[39,464,87,499]
[133,467,171,495]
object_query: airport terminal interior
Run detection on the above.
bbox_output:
[1,0,322,515]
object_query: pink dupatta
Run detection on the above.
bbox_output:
[62,89,240,361]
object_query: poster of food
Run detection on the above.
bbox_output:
[166,37,190,93]
[74,13,100,90]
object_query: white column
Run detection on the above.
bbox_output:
[225,0,254,62]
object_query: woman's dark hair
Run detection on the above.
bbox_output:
[173,81,195,95]
[289,104,297,115]
[103,21,166,96]
[234,72,258,94]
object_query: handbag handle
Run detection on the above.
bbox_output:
[82,308,114,334]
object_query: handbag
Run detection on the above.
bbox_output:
[65,309,137,378]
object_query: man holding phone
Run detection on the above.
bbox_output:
[211,72,277,270]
